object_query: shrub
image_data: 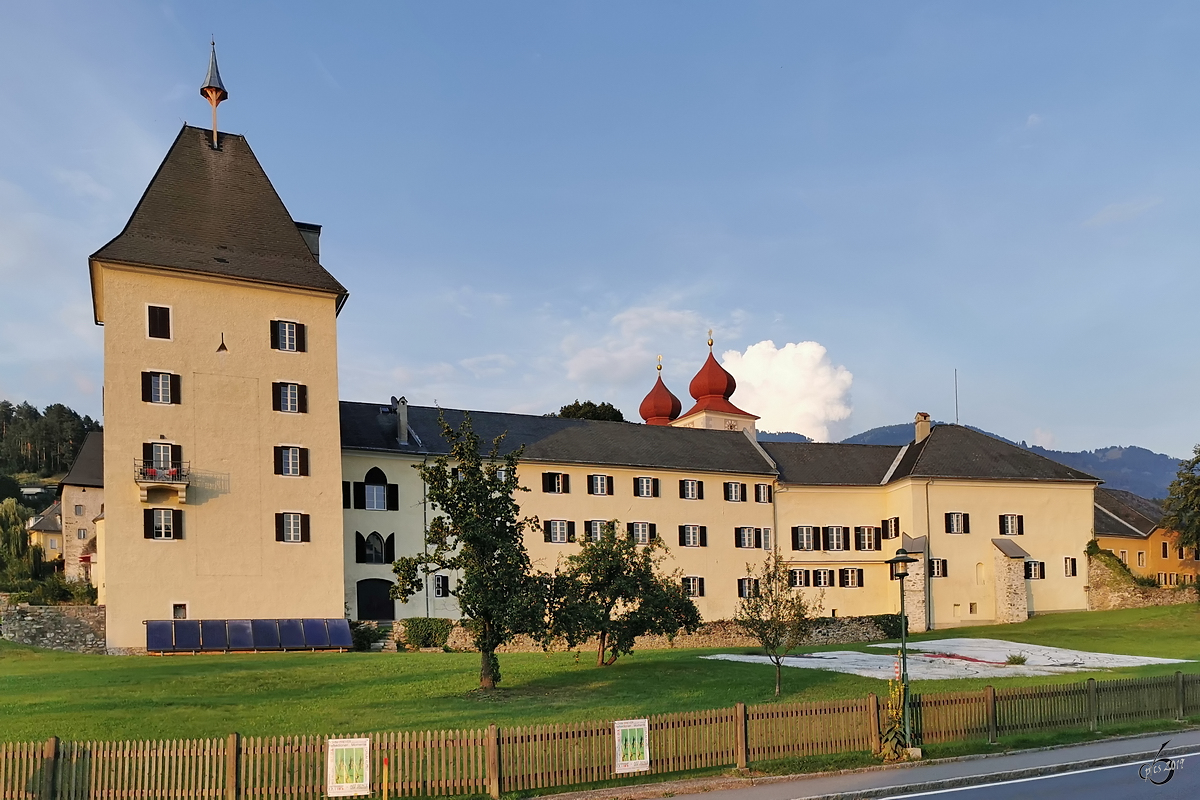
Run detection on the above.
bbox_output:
[8,574,96,605]
[402,617,455,649]
[1006,653,1028,665]
[1132,574,1161,588]
[348,621,389,652]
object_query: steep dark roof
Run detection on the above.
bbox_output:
[992,538,1031,559]
[61,432,103,489]
[762,442,902,485]
[29,501,62,533]
[90,125,346,313]
[1094,487,1161,538]
[340,402,776,475]
[892,425,1099,483]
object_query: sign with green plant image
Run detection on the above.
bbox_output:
[327,737,371,796]
[614,718,650,774]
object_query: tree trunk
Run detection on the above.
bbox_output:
[596,631,608,666]
[775,659,782,697]
[480,648,497,690]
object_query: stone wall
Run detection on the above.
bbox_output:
[993,549,1029,624]
[0,603,106,654]
[439,616,899,654]
[902,557,928,633]
[1087,554,1197,611]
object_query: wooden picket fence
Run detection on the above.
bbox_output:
[5,672,1200,799]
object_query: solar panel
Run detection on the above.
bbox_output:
[327,618,354,649]
[302,618,330,648]
[147,620,174,652]
[278,618,305,649]
[200,620,228,651]
[227,619,254,650]
[173,620,201,651]
[251,618,280,650]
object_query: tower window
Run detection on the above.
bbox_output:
[148,306,171,339]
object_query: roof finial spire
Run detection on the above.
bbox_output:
[200,40,228,149]
[707,329,714,350]
[657,354,663,372]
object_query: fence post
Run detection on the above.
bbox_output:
[41,737,58,800]
[225,733,239,800]
[1176,671,1185,721]
[1087,678,1098,731]
[486,724,500,800]
[735,703,748,770]
[867,694,881,754]
[985,686,997,744]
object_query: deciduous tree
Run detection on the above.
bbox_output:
[1163,444,1200,597]
[734,553,821,696]
[554,401,625,422]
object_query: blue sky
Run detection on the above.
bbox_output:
[1,2,1198,455]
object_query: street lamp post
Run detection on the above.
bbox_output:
[886,547,919,748]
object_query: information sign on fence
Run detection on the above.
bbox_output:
[327,737,371,796]
[614,718,650,774]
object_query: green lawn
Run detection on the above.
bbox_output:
[2,604,1198,742]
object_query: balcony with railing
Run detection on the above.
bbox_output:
[134,460,191,503]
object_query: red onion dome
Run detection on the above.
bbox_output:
[689,352,737,401]
[639,375,682,426]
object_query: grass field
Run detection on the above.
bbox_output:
[2,604,1198,742]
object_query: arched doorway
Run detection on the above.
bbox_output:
[356,578,395,621]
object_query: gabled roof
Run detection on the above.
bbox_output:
[1094,487,1162,539]
[340,402,777,476]
[762,442,902,485]
[61,431,104,489]
[90,125,346,321]
[890,425,1098,483]
[29,501,62,533]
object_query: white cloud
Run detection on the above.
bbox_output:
[720,340,853,442]
[563,305,707,384]
[1031,428,1055,448]
[1083,197,1162,227]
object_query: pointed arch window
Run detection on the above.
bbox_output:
[355,531,396,564]
[349,467,399,511]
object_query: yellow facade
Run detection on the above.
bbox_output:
[93,263,345,649]
[1097,529,1200,586]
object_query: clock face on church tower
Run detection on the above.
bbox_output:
[725,419,739,431]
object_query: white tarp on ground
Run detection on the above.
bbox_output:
[701,638,1190,680]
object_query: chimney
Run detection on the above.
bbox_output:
[295,222,321,259]
[395,396,409,445]
[914,412,931,443]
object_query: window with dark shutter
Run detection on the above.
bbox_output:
[272,382,282,411]
[353,482,366,509]
[273,447,284,475]
[295,323,307,353]
[299,448,310,476]
[385,534,395,562]
[143,509,154,539]
[172,509,183,539]
[386,484,399,511]
[651,478,659,497]
[275,513,285,541]
[355,532,366,562]
[753,528,762,548]
[606,475,614,496]
[678,526,687,547]
[270,320,280,350]
[142,372,153,402]
[148,306,171,339]
[169,373,181,404]
[343,482,351,508]
[300,514,311,542]
[297,385,308,413]
[567,521,576,542]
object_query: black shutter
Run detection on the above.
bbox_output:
[170,444,182,464]
[355,533,366,562]
[142,442,153,464]
[270,320,280,350]
[874,527,882,551]
[299,448,310,477]
[169,373,181,404]
[803,569,811,587]
[697,481,704,500]
[275,514,285,542]
[272,382,282,411]
[652,478,659,497]
[963,513,970,533]
[626,522,635,541]
[543,521,552,542]
[1017,515,1025,535]
[698,577,705,597]
[273,447,284,475]
[838,568,846,587]
[141,372,152,402]
[853,527,862,550]
[543,473,553,493]
[815,527,825,551]
[589,476,597,495]
[740,483,747,502]
[143,509,153,538]
[385,534,395,562]
[606,476,614,495]
[766,485,772,502]
[945,513,953,533]
[633,477,640,495]
[724,482,731,501]
[679,480,687,499]
[342,482,351,509]
[172,509,183,539]
[857,568,864,587]
[941,559,949,577]
[1024,561,1032,580]
[297,385,308,413]
[699,526,707,546]
[754,528,762,548]
[295,323,307,353]
[567,521,576,542]
[562,474,570,493]
[649,523,657,540]
[300,514,310,542]
[998,514,1006,534]
[791,527,800,551]
[353,482,366,509]
[679,526,687,546]
[386,484,399,511]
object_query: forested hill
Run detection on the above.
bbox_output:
[838,421,1182,499]
[0,401,102,477]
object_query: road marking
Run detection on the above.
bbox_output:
[884,749,1200,797]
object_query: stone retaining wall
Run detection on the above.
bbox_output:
[440,616,896,654]
[1087,554,1197,611]
[0,603,106,654]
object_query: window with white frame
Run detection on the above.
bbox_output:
[1137,551,1146,567]
[151,373,172,404]
[855,526,877,551]
[736,527,756,548]
[1000,514,1022,535]
[1119,550,1128,564]
[590,474,611,495]
[792,526,815,551]
[1170,573,1180,586]
[1157,572,1167,585]
[635,477,656,497]
[631,522,651,544]
[1064,557,1078,577]
[929,558,948,578]
[682,576,704,597]
[825,526,846,551]
[434,574,450,597]
[74,504,84,516]
[882,517,901,539]
[839,568,863,588]
[281,512,303,543]
[813,569,833,588]
[724,482,745,502]
[586,520,605,542]
[1179,547,1187,560]
[1024,561,1046,580]
[682,525,701,547]
[280,383,299,413]
[365,484,387,510]
[737,577,760,598]
[542,472,569,493]
[277,321,298,351]
[789,568,809,587]
[755,483,772,503]
[547,520,570,544]
[48,537,59,551]
[946,512,969,534]
[77,528,87,540]
[761,528,771,549]
[280,447,301,476]
[152,442,172,470]
[153,508,174,540]
[681,479,700,500]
